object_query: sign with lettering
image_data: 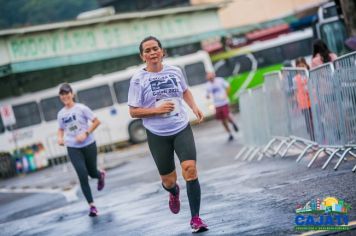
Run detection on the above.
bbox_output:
[6,11,220,62]
[0,105,16,126]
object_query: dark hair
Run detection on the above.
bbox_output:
[59,83,76,102]
[139,36,162,55]
[295,57,310,70]
[59,83,72,94]
[312,39,332,63]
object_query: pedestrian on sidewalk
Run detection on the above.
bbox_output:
[206,72,238,142]
[128,36,208,233]
[311,39,337,68]
[57,83,106,217]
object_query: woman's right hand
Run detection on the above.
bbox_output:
[156,101,175,114]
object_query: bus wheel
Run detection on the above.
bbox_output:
[128,119,147,143]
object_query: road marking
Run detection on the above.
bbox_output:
[300,220,356,235]
[0,185,79,202]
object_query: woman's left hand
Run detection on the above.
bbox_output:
[193,107,204,123]
[75,132,87,143]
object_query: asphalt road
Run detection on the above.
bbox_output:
[0,118,355,236]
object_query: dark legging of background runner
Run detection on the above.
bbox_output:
[67,142,100,203]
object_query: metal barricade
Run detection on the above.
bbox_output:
[237,52,356,172]
[281,68,314,141]
[260,71,293,159]
[333,52,356,172]
[264,71,290,137]
[304,56,356,171]
[261,70,317,160]
[309,63,345,146]
[237,86,270,161]
[333,52,356,145]
[237,90,255,160]
[333,51,356,69]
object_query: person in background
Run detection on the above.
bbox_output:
[57,83,106,217]
[206,72,238,141]
[294,57,314,141]
[295,57,310,70]
[128,36,208,233]
[345,36,356,51]
[311,39,338,68]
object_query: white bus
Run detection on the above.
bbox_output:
[315,1,348,55]
[211,28,314,100]
[0,50,214,162]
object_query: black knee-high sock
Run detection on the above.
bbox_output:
[162,183,179,196]
[186,178,201,217]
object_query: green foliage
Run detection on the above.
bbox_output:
[0,0,98,29]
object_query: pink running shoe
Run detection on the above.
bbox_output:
[169,184,180,214]
[97,170,106,191]
[190,216,208,233]
[89,206,98,217]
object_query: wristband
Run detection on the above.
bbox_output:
[85,131,90,137]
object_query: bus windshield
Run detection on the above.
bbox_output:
[319,20,348,55]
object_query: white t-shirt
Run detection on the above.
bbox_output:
[206,77,229,107]
[57,103,96,148]
[127,64,189,136]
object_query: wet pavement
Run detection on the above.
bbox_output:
[1,118,356,236]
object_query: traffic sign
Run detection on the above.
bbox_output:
[0,105,16,126]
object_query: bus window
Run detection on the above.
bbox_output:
[319,3,339,21]
[184,62,206,86]
[113,79,130,104]
[281,38,313,60]
[0,115,4,133]
[173,65,189,84]
[40,96,63,121]
[77,85,113,110]
[214,59,234,78]
[214,54,258,78]
[253,46,284,67]
[319,20,347,55]
[12,102,41,129]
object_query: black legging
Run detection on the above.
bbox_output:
[67,142,100,203]
[146,124,196,176]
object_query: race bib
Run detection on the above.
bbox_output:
[155,97,180,117]
[67,120,81,134]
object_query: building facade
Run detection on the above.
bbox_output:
[191,0,326,29]
[0,3,224,99]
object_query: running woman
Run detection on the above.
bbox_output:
[128,36,208,233]
[57,83,106,217]
[206,72,238,141]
